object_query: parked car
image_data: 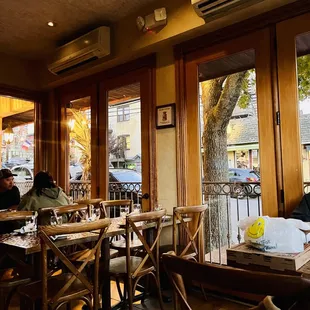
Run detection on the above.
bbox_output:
[228,168,260,198]
[11,164,34,181]
[72,168,142,202]
[228,168,260,182]
[4,158,32,169]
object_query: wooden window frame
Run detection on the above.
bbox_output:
[56,55,156,210]
[276,12,310,216]
[117,105,130,122]
[175,29,279,217]
[0,84,44,175]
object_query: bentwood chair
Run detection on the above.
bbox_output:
[43,203,117,263]
[162,253,310,310]
[18,218,111,310]
[76,198,105,216]
[100,200,143,252]
[160,205,207,262]
[37,204,89,225]
[109,209,166,310]
[0,211,35,310]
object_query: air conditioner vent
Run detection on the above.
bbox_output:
[192,0,264,20]
[48,26,110,75]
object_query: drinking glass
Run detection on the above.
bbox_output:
[120,206,129,218]
[154,203,162,211]
[50,216,58,226]
[95,208,101,220]
[133,204,141,214]
[87,205,94,221]
[50,216,62,226]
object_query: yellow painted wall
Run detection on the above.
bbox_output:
[156,47,177,245]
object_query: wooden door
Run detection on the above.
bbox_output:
[277,12,310,216]
[181,28,278,216]
[99,68,156,211]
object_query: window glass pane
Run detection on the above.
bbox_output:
[296,32,310,193]
[67,96,91,200]
[108,83,142,203]
[198,50,262,263]
[1,96,35,195]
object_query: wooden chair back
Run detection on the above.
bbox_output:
[0,211,35,221]
[162,254,310,310]
[100,199,133,218]
[37,204,88,225]
[126,209,166,279]
[173,205,207,262]
[39,218,111,310]
[76,198,103,216]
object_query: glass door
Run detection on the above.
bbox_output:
[99,70,155,212]
[59,84,98,200]
[181,29,278,262]
[277,12,310,216]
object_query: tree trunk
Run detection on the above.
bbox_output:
[201,72,247,254]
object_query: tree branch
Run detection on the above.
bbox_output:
[214,71,247,130]
[201,77,226,123]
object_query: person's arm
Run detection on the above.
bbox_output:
[290,193,310,222]
[8,186,20,210]
[17,194,31,211]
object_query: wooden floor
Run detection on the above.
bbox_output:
[9,281,250,309]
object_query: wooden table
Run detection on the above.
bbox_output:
[0,216,186,310]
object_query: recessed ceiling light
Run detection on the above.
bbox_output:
[47,21,55,27]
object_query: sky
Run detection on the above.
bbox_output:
[300,99,310,115]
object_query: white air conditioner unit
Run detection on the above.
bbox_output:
[48,26,110,75]
[192,0,264,20]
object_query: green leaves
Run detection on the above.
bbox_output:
[297,55,310,101]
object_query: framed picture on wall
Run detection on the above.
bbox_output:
[156,103,176,129]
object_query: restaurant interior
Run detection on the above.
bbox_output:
[1,0,310,309]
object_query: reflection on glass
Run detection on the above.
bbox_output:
[67,96,91,200]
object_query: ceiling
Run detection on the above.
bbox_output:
[0,0,157,59]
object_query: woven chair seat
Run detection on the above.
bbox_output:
[111,239,142,249]
[109,256,154,275]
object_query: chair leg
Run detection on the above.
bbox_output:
[153,271,165,310]
[66,301,72,310]
[127,277,134,310]
[115,277,124,301]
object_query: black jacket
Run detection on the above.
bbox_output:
[291,193,310,222]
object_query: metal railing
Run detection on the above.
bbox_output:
[202,181,261,265]
[14,181,33,196]
[304,182,310,194]
[68,181,142,205]
[69,181,91,201]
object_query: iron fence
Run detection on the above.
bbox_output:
[14,181,33,196]
[202,181,261,265]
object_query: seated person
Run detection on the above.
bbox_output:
[0,168,20,210]
[18,171,70,224]
[0,169,20,233]
[290,192,310,222]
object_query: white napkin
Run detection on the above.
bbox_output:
[20,222,37,234]
[87,214,97,222]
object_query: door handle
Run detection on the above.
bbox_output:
[141,193,149,199]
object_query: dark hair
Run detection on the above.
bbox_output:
[27,171,56,196]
